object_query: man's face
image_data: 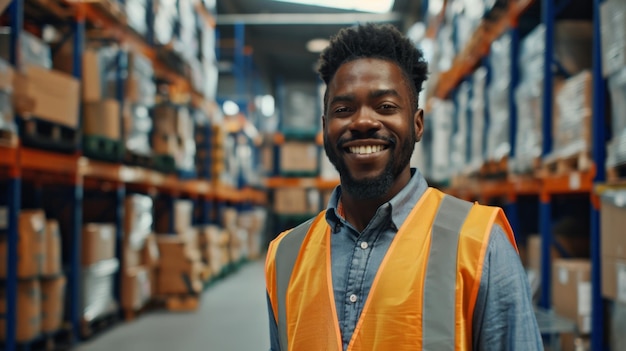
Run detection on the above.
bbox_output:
[323,58,424,200]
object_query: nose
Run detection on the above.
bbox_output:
[349,107,381,135]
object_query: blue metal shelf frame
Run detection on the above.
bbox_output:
[591,0,607,349]
[509,27,520,159]
[539,0,555,311]
[5,1,22,350]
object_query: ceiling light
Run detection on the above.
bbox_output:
[306,38,330,53]
[222,100,240,116]
[272,0,394,13]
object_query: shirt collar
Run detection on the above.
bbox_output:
[325,168,429,231]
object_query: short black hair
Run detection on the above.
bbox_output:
[317,23,428,114]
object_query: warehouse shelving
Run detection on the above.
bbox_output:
[431,0,609,349]
[0,1,265,349]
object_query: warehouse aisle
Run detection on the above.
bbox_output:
[77,259,270,351]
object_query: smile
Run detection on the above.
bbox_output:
[347,145,387,155]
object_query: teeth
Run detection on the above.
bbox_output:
[349,145,384,154]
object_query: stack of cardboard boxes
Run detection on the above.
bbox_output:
[154,200,208,301]
[198,225,230,277]
[81,223,118,324]
[121,194,155,314]
[0,29,80,142]
[601,191,626,350]
[0,211,65,342]
[223,207,245,264]
[152,104,196,173]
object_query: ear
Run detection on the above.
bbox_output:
[414,109,424,142]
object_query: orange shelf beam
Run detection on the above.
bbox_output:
[540,168,596,195]
[20,148,80,175]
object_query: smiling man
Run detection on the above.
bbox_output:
[265,23,542,351]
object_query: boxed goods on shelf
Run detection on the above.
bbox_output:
[611,302,626,351]
[78,47,120,102]
[274,188,319,215]
[124,104,153,158]
[470,68,487,172]
[41,275,66,333]
[83,99,121,140]
[81,258,119,323]
[142,234,161,268]
[121,266,152,311]
[279,141,319,176]
[0,280,41,342]
[125,0,149,37]
[155,235,205,295]
[155,199,194,234]
[154,0,179,47]
[600,0,626,77]
[43,220,62,277]
[549,70,593,161]
[0,210,46,278]
[0,29,51,69]
[82,223,116,266]
[429,99,454,183]
[0,58,15,136]
[13,65,80,128]
[487,34,511,163]
[600,190,626,301]
[451,82,469,176]
[552,259,592,335]
[607,66,626,168]
[281,82,319,135]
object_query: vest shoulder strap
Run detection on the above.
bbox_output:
[275,216,316,351]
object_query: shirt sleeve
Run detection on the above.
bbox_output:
[267,292,281,351]
[472,225,544,350]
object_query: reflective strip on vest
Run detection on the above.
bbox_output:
[275,217,315,351]
[423,195,473,350]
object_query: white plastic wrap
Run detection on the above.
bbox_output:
[601,0,626,77]
[81,258,119,323]
[611,302,626,351]
[608,66,626,167]
[551,71,593,160]
[451,82,469,175]
[512,81,543,173]
[429,99,454,182]
[470,68,487,171]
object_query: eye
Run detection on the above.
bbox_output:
[378,103,398,112]
[332,106,352,115]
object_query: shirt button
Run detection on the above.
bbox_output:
[360,242,369,249]
[349,294,358,303]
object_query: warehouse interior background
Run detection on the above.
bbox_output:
[0,0,626,350]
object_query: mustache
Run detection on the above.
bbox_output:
[336,134,397,149]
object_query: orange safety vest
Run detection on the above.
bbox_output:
[266,188,517,351]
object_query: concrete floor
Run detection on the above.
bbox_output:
[76,259,270,351]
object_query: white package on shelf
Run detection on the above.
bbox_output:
[601,0,626,77]
[469,67,487,171]
[512,81,543,173]
[429,99,454,182]
[451,82,469,175]
[550,70,593,161]
[81,258,119,323]
[608,66,626,167]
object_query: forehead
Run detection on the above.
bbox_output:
[328,58,409,96]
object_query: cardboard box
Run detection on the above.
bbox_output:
[0,58,13,91]
[83,100,121,140]
[82,224,116,266]
[142,234,160,268]
[41,275,66,333]
[0,0,10,14]
[43,220,62,277]
[124,246,141,269]
[152,133,179,156]
[157,261,204,295]
[602,256,626,303]
[601,193,626,260]
[14,65,80,128]
[0,280,41,342]
[0,210,46,278]
[552,259,592,334]
[279,141,319,174]
[121,266,151,311]
[273,188,318,215]
[156,235,202,271]
[174,200,194,233]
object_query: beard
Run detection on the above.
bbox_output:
[324,127,416,200]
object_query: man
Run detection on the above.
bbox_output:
[265,23,542,350]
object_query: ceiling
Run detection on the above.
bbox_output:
[215,0,424,85]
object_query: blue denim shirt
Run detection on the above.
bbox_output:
[267,169,543,350]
